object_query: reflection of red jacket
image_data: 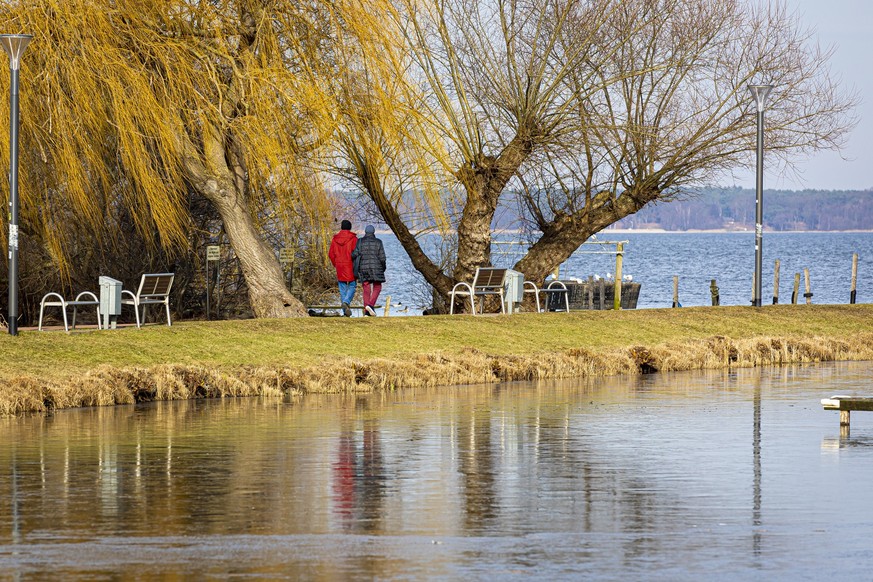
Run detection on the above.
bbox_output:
[328,230,358,282]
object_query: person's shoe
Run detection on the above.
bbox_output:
[365,305,376,317]
[342,302,352,317]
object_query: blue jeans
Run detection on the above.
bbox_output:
[338,281,356,305]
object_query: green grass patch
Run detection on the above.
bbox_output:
[2,304,871,381]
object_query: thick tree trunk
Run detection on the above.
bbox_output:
[515,189,659,283]
[182,128,308,318]
[173,10,307,319]
[515,222,595,284]
[454,186,499,281]
[453,136,533,284]
[207,185,308,318]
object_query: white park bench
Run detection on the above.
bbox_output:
[122,273,174,327]
[449,267,508,315]
[38,291,101,332]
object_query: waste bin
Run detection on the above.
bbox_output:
[504,270,524,313]
[99,276,122,329]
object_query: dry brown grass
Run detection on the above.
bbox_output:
[3,330,873,416]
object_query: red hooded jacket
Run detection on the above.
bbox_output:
[328,229,358,282]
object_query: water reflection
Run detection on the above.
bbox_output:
[2,362,873,579]
[332,399,387,533]
[752,377,762,558]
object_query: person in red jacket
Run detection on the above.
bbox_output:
[328,220,358,317]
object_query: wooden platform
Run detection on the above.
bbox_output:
[821,396,873,427]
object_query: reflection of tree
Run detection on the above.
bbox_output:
[2,367,839,575]
[332,421,356,524]
[517,376,682,556]
[0,400,286,539]
[86,402,241,535]
[331,397,386,534]
[358,418,385,530]
[457,392,499,531]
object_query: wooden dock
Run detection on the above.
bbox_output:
[821,396,873,428]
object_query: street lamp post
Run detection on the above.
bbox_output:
[1,34,32,335]
[748,84,773,308]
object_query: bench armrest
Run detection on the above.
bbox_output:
[40,292,66,307]
[451,282,474,295]
[74,291,99,304]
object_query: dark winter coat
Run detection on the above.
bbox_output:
[351,233,386,282]
[328,229,358,282]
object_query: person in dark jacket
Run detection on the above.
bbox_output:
[351,225,386,317]
[328,220,358,317]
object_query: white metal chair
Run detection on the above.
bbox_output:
[449,267,508,315]
[541,280,570,312]
[523,281,542,312]
[121,273,175,327]
[38,291,101,332]
[521,280,570,312]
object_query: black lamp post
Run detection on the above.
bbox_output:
[748,84,773,308]
[1,34,32,335]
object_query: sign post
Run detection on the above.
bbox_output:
[279,247,293,291]
[206,245,220,320]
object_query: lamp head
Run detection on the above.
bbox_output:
[0,34,33,71]
[748,84,774,113]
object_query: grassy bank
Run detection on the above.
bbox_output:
[2,304,872,415]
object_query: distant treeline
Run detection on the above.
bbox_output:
[608,187,873,231]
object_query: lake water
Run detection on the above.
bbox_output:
[379,231,873,313]
[2,362,873,580]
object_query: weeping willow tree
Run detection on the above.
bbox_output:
[0,0,385,318]
[335,0,856,310]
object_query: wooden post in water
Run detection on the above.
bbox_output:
[710,279,720,306]
[613,242,624,310]
[791,273,800,304]
[672,276,679,308]
[383,295,391,316]
[772,259,780,304]
[598,278,605,310]
[841,410,850,427]
[851,253,858,304]
[804,268,812,304]
[587,276,594,309]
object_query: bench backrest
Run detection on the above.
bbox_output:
[472,267,507,290]
[136,273,175,299]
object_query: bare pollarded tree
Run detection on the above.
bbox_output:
[335,0,637,304]
[513,0,858,281]
[337,0,856,310]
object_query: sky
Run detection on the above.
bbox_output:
[736,0,873,191]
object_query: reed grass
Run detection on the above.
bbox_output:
[2,304,872,415]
